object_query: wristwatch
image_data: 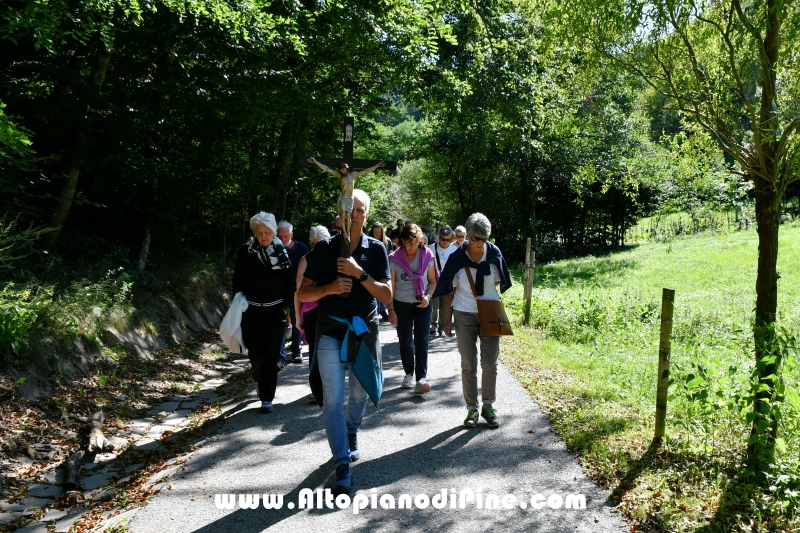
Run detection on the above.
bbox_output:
[359,270,368,282]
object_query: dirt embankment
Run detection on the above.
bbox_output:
[12,289,231,400]
[0,283,255,532]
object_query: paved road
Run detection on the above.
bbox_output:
[129,322,627,533]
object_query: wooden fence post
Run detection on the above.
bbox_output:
[654,288,675,443]
[523,238,534,325]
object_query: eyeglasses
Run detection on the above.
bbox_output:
[470,236,487,242]
[439,238,451,243]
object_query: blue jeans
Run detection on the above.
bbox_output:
[317,335,370,466]
[394,299,432,380]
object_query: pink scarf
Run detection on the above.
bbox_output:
[300,301,318,344]
[389,245,440,299]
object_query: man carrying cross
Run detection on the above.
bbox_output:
[298,189,392,495]
[307,157,384,245]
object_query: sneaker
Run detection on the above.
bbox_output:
[438,328,445,337]
[260,401,274,414]
[348,433,360,462]
[429,329,437,337]
[277,357,286,371]
[414,378,431,395]
[291,352,303,363]
[332,463,352,495]
[481,405,500,428]
[463,409,479,428]
[401,374,414,389]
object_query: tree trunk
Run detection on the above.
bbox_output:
[745,0,783,471]
[531,179,537,249]
[46,41,111,250]
[747,174,781,470]
[137,43,173,271]
[46,166,80,250]
[286,189,299,224]
[578,206,587,248]
[137,229,151,271]
[89,42,111,88]
[274,117,308,218]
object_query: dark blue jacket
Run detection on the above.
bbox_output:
[431,241,512,299]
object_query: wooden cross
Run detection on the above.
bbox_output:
[299,116,398,172]
[301,116,397,296]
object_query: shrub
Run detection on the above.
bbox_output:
[0,284,39,363]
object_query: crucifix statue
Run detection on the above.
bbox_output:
[301,116,397,258]
[306,158,384,246]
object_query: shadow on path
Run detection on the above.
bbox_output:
[188,427,477,532]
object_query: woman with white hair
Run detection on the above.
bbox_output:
[431,213,512,428]
[453,226,467,247]
[232,212,295,414]
[294,225,331,403]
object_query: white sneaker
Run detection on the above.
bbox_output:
[414,378,431,395]
[401,374,414,389]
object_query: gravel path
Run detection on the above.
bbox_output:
[128,322,627,533]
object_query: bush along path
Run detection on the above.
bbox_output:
[0,329,269,533]
[126,323,628,533]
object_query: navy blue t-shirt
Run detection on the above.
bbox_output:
[303,232,390,319]
[286,239,310,278]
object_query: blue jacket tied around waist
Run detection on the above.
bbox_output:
[431,241,512,300]
[309,308,384,408]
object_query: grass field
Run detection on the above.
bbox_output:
[501,222,800,532]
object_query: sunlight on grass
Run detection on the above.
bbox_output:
[502,224,800,532]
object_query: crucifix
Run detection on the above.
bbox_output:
[300,116,397,260]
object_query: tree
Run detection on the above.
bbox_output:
[1,0,297,250]
[553,0,800,470]
[394,1,657,259]
[0,0,455,267]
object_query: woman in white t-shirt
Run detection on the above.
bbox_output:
[431,213,512,429]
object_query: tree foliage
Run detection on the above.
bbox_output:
[385,1,664,261]
[0,0,454,265]
[549,0,800,471]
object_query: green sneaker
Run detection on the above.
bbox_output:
[464,410,479,428]
[481,405,500,428]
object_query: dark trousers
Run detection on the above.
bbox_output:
[394,299,432,380]
[289,306,302,356]
[241,306,285,402]
[303,308,319,368]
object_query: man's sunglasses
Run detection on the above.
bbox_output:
[470,236,487,242]
[439,238,451,243]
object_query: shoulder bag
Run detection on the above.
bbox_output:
[464,267,513,336]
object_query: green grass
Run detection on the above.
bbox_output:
[625,204,758,243]
[502,222,800,532]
